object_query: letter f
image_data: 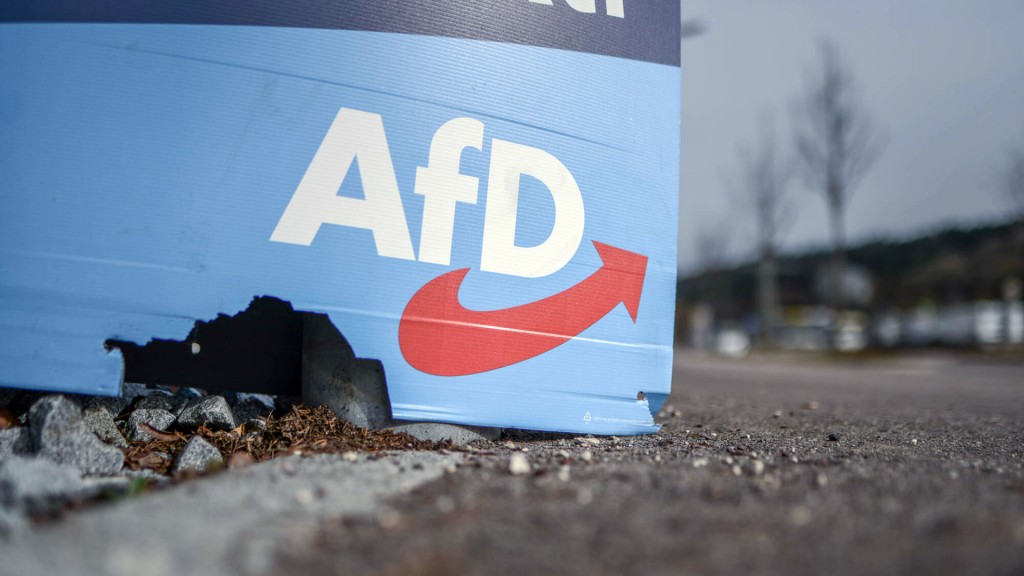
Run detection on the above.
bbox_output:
[415,117,485,266]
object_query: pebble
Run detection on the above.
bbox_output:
[580,450,593,463]
[815,472,829,488]
[752,460,765,475]
[171,436,223,475]
[341,451,358,462]
[293,488,314,506]
[28,395,123,475]
[731,464,742,476]
[126,408,176,442]
[692,457,709,468]
[509,453,530,475]
[911,438,918,445]
[436,495,456,513]
[82,406,129,449]
[557,465,571,482]
[578,437,601,446]
[789,505,812,527]
[0,427,32,461]
[801,401,820,411]
[176,396,236,431]
[828,433,840,442]
[773,411,783,418]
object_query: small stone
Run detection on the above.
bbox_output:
[176,396,236,431]
[692,457,709,468]
[654,454,662,463]
[911,438,918,446]
[752,460,765,475]
[231,399,273,426]
[801,401,820,411]
[82,407,129,449]
[126,408,176,442]
[120,383,154,400]
[503,441,516,450]
[773,410,783,418]
[731,464,742,476]
[388,423,499,446]
[789,505,812,527]
[580,450,593,463]
[0,427,32,461]
[828,433,840,442]
[293,488,314,506]
[341,451,358,462]
[577,437,601,445]
[508,453,530,475]
[82,395,131,418]
[133,394,186,417]
[28,395,123,475]
[557,465,571,482]
[816,472,829,488]
[171,436,223,475]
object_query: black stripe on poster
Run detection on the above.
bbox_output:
[1,0,680,66]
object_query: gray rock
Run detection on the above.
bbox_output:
[232,398,273,425]
[133,394,186,417]
[389,422,501,446]
[0,427,32,461]
[301,314,393,429]
[176,396,236,431]
[126,408,176,442]
[82,407,129,449]
[82,395,131,418]
[171,436,223,475]
[119,382,153,400]
[28,396,123,476]
[0,456,129,515]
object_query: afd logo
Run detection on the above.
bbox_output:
[271,107,586,279]
[271,107,647,376]
[528,0,626,18]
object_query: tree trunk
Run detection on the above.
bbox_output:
[758,244,779,348]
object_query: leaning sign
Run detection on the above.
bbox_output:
[0,1,680,434]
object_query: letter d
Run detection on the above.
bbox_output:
[480,140,585,278]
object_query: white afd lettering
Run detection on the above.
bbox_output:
[272,108,586,279]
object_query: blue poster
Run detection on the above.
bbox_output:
[0,1,679,434]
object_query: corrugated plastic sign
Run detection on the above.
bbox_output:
[0,1,680,434]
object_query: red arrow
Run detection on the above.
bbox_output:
[399,241,648,376]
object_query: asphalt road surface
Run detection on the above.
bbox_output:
[4,350,1024,575]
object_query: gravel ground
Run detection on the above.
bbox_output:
[276,351,1024,576]
[4,350,1024,575]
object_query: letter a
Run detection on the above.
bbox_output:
[270,108,415,261]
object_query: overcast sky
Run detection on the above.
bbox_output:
[678,0,1024,274]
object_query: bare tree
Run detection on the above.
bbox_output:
[1003,140,1024,218]
[728,115,795,345]
[793,39,883,309]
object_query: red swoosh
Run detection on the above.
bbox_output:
[399,241,647,376]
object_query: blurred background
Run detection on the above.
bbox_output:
[676,0,1024,357]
